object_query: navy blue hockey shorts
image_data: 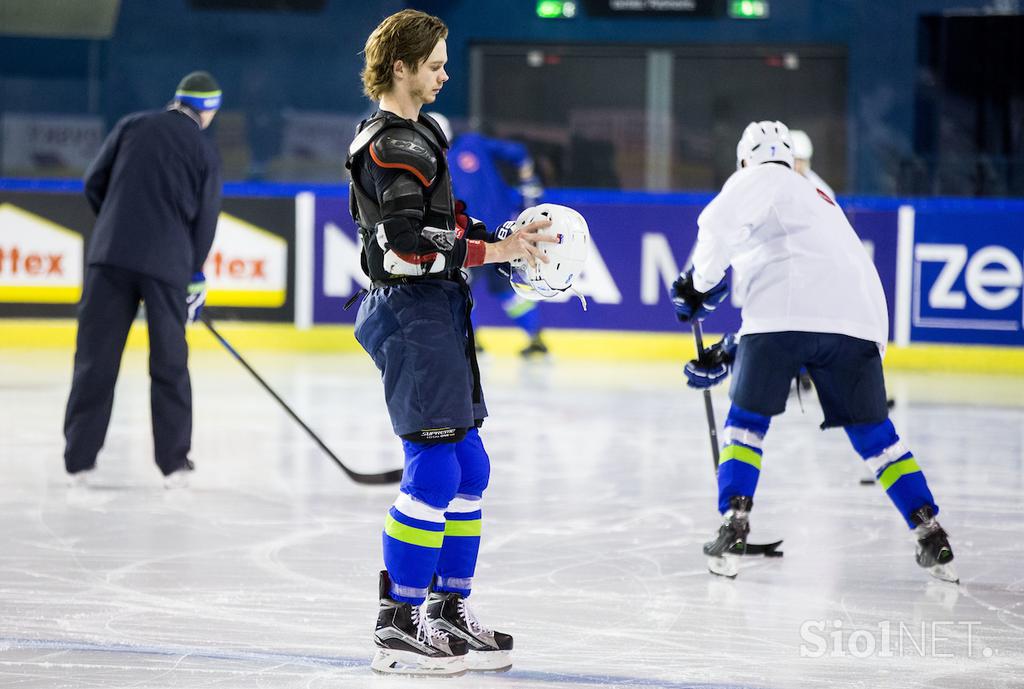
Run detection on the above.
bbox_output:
[730,331,889,428]
[354,280,487,439]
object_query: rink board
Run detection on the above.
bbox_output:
[2,181,1024,359]
[3,318,1024,374]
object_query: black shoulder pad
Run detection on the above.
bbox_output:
[347,114,389,168]
[418,114,449,149]
[369,127,438,187]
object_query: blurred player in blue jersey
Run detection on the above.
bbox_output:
[427,112,548,357]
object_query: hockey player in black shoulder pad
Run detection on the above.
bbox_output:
[348,111,468,279]
[351,10,561,676]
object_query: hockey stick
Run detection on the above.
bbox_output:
[200,312,403,485]
[691,321,783,558]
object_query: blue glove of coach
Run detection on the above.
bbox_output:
[671,269,729,322]
[685,333,738,389]
[186,271,207,323]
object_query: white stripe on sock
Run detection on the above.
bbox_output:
[393,492,446,523]
[865,441,910,476]
[447,495,482,514]
[722,426,764,450]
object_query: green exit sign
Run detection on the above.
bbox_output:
[537,0,578,19]
[729,0,769,19]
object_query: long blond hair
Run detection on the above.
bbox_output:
[361,10,448,101]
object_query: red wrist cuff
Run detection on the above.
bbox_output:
[464,239,486,268]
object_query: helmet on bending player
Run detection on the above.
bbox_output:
[789,129,815,176]
[735,120,795,170]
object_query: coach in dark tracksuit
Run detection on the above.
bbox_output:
[63,71,222,482]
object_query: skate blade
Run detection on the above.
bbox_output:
[926,563,960,585]
[468,649,512,672]
[707,554,740,578]
[371,648,468,676]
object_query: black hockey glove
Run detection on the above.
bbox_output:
[671,269,729,322]
[685,333,737,389]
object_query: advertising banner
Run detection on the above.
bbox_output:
[310,194,367,325]
[845,207,900,341]
[206,198,293,320]
[0,191,93,318]
[308,192,727,330]
[307,190,898,337]
[0,202,83,304]
[0,189,295,322]
[909,208,1024,346]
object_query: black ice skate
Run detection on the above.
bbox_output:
[371,571,468,676]
[911,507,959,584]
[519,334,549,358]
[703,496,753,578]
[426,590,513,672]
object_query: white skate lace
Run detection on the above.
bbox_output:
[412,605,450,645]
[913,518,940,539]
[458,599,488,636]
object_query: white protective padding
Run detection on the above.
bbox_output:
[735,120,795,170]
[508,204,590,306]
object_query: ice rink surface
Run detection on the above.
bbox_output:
[0,344,1022,689]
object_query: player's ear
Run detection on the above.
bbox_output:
[392,59,406,80]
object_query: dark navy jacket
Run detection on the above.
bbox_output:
[84,108,221,288]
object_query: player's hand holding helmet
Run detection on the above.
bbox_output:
[507,204,590,307]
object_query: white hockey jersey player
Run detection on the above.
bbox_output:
[690,153,888,349]
[678,121,956,586]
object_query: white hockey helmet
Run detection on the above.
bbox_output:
[789,129,813,161]
[509,204,590,305]
[423,111,453,144]
[735,120,795,170]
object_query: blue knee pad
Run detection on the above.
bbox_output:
[436,428,490,596]
[726,405,771,436]
[453,427,490,497]
[716,405,771,513]
[845,420,938,528]
[400,439,462,509]
[845,418,898,459]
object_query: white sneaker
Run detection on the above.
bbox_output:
[67,469,95,488]
[163,460,195,489]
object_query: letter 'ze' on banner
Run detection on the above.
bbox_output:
[910,209,1024,346]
